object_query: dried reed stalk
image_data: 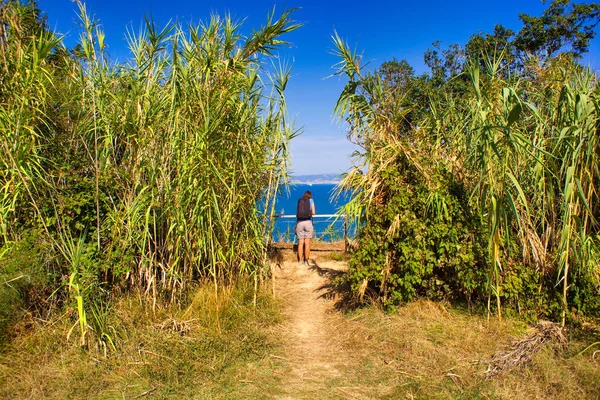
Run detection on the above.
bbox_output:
[485,321,567,379]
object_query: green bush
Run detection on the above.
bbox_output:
[0,230,59,342]
[345,163,488,308]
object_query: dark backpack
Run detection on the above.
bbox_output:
[296,197,311,220]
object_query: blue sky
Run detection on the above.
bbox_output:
[39,0,599,175]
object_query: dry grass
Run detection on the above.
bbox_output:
[485,321,567,379]
[331,300,600,399]
[268,251,600,399]
[0,281,284,399]
[1,277,598,399]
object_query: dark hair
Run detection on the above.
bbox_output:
[303,190,312,199]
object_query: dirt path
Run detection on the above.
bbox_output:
[270,250,359,399]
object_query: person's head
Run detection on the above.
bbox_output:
[303,190,312,199]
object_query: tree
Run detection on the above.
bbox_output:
[465,24,516,74]
[515,0,600,60]
[423,41,465,85]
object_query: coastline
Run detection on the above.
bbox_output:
[291,173,342,185]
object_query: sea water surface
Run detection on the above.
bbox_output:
[271,184,352,242]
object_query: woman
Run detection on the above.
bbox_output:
[295,190,316,265]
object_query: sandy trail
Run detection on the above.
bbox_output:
[270,250,352,399]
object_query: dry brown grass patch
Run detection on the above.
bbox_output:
[333,300,599,399]
[0,283,283,399]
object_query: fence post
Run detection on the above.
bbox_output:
[343,214,347,253]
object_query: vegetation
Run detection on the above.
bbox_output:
[1,0,599,397]
[0,282,284,398]
[2,250,598,399]
[334,301,600,399]
[0,0,299,346]
[334,0,600,324]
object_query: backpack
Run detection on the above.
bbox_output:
[296,197,311,220]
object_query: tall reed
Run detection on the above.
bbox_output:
[0,0,299,344]
[333,31,600,323]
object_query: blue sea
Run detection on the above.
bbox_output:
[270,184,352,242]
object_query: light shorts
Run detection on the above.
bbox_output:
[295,220,314,239]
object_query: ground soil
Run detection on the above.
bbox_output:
[267,249,383,399]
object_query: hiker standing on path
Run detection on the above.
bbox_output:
[296,190,316,265]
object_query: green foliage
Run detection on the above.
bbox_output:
[568,266,600,319]
[333,1,600,323]
[0,0,299,347]
[347,162,486,307]
[515,0,600,59]
[0,230,58,342]
[318,222,343,242]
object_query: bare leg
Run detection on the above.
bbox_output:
[298,238,305,262]
[305,238,311,264]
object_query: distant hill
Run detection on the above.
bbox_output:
[291,174,341,184]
